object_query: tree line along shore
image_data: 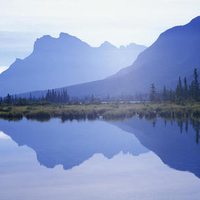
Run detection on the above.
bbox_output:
[1,68,200,121]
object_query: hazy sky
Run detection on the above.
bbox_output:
[0,0,200,70]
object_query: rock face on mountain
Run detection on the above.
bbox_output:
[0,32,146,96]
[58,16,200,97]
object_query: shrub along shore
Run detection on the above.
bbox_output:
[1,102,200,121]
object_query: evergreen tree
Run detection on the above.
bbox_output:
[189,81,195,100]
[149,84,156,102]
[169,89,175,102]
[176,77,183,97]
[162,85,167,101]
[16,97,30,106]
[29,93,33,102]
[184,77,188,99]
[5,94,11,105]
[46,90,50,101]
[193,68,199,101]
[63,89,69,103]
[45,89,69,103]
[91,94,94,103]
[175,76,184,103]
[57,91,61,103]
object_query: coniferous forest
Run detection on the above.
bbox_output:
[150,68,200,104]
[1,69,200,107]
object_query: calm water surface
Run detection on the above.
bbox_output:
[0,117,200,200]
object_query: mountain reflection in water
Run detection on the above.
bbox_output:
[112,117,200,178]
[0,118,148,170]
[0,117,200,178]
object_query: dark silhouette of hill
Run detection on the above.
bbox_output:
[112,117,200,178]
[0,119,148,170]
[0,32,146,96]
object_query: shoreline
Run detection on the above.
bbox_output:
[0,103,200,121]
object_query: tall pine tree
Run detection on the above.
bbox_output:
[193,68,199,101]
[149,84,156,102]
[162,85,168,101]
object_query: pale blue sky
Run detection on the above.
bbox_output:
[0,0,200,72]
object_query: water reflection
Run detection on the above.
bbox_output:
[147,118,200,144]
[0,118,148,170]
[1,117,200,179]
[112,117,200,178]
[1,117,200,200]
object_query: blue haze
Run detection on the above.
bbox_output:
[0,33,146,96]
[45,16,200,98]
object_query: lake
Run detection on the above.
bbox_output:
[0,117,200,200]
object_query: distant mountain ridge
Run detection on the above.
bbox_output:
[10,16,200,99]
[0,33,146,96]
[46,16,200,98]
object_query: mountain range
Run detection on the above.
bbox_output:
[3,16,200,98]
[0,33,146,96]
[60,16,200,98]
[16,16,200,99]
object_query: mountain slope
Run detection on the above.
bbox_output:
[0,33,146,96]
[58,16,200,97]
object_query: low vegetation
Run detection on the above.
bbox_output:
[1,102,200,122]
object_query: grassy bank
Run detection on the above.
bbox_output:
[1,102,200,121]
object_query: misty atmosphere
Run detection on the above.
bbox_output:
[1,1,200,200]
